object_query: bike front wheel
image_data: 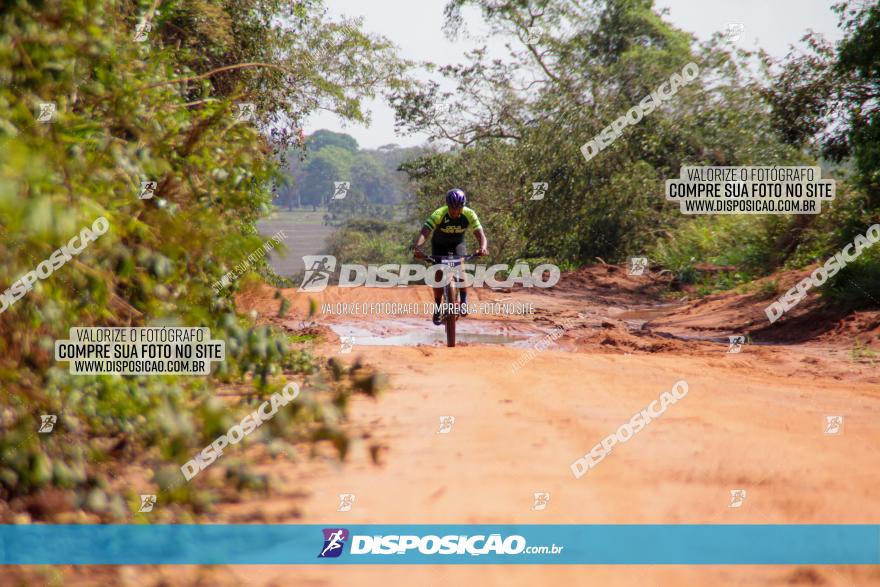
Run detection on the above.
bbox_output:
[443,283,456,347]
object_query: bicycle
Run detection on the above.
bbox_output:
[415,250,482,347]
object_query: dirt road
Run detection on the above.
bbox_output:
[204,266,880,586]
[23,266,880,586]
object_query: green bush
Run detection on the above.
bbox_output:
[823,243,880,310]
[651,215,784,287]
[327,217,415,266]
[0,0,401,518]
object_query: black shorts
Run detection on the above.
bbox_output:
[431,241,467,258]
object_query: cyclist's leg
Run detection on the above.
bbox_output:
[430,242,453,325]
[432,270,443,305]
[431,269,444,324]
[454,243,469,314]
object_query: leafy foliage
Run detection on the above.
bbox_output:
[327,218,414,266]
[763,1,880,201]
[278,129,429,214]
[395,0,800,267]
[392,0,877,310]
[0,0,404,518]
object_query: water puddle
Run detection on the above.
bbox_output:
[613,304,683,330]
[649,331,791,347]
[610,304,781,347]
[329,319,540,348]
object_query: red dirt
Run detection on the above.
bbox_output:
[16,264,880,587]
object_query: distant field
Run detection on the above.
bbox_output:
[256,208,335,276]
[263,208,327,224]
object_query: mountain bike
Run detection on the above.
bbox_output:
[416,251,481,347]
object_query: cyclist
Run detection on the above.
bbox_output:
[413,188,488,325]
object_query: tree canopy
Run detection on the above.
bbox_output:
[0,0,406,515]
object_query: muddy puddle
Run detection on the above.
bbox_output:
[327,306,792,351]
[611,304,785,348]
[329,318,545,348]
[614,305,791,348]
[612,304,683,330]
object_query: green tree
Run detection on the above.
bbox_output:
[0,0,406,513]
[395,0,799,266]
[757,0,880,308]
[282,134,429,211]
[306,129,360,153]
[351,154,388,203]
[764,1,880,207]
[300,146,354,207]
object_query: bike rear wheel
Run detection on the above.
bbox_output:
[444,283,456,347]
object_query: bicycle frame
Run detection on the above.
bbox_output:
[434,255,469,310]
[419,252,480,347]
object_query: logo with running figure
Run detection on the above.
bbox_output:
[318,528,350,558]
[530,182,548,201]
[38,414,57,433]
[727,335,745,353]
[139,180,157,200]
[628,257,648,276]
[726,23,744,43]
[438,416,455,434]
[332,181,350,200]
[728,489,747,508]
[235,102,256,122]
[299,255,337,292]
[134,20,152,42]
[36,102,57,123]
[532,492,551,510]
[824,415,843,435]
[526,26,541,45]
[138,494,157,513]
[337,493,356,512]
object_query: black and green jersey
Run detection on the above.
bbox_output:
[423,205,482,248]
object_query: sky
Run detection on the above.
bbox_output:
[307,0,844,150]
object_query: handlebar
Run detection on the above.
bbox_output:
[423,253,482,263]
[413,249,485,263]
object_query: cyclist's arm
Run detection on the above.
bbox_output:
[414,207,445,255]
[413,227,431,252]
[474,228,488,255]
[463,208,488,255]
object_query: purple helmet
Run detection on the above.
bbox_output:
[446,188,466,208]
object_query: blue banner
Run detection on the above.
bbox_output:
[1,525,877,565]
